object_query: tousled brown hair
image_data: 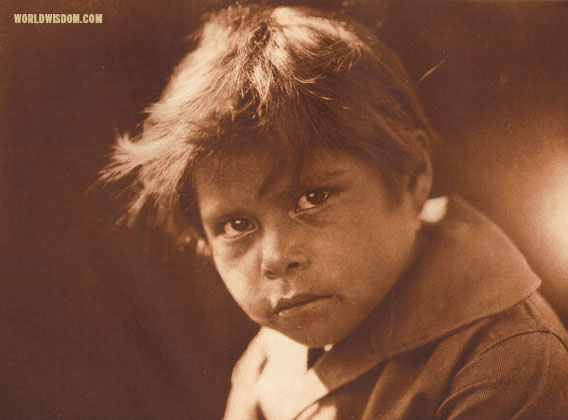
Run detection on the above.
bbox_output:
[100,3,436,246]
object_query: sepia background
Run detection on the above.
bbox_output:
[2,1,568,419]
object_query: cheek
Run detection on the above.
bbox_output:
[213,253,250,298]
[210,237,255,279]
[212,248,269,320]
[319,211,414,286]
[363,216,417,286]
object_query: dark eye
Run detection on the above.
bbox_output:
[295,189,330,212]
[221,218,255,238]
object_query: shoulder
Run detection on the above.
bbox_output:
[223,329,268,420]
[436,293,568,420]
[224,328,304,420]
[458,292,568,359]
[229,327,302,382]
[227,328,277,394]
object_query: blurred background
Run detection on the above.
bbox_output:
[2,1,567,419]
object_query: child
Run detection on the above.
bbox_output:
[101,4,568,419]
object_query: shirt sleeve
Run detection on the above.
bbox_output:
[436,331,568,420]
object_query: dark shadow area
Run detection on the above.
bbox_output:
[2,1,567,419]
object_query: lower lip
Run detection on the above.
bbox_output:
[276,296,335,319]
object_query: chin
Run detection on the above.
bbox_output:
[279,325,354,349]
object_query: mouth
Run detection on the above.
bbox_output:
[275,294,333,316]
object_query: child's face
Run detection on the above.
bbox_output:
[194,148,422,348]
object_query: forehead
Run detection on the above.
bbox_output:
[192,148,367,203]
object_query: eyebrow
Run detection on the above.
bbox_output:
[258,167,348,199]
[297,168,348,186]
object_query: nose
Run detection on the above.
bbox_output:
[261,226,309,280]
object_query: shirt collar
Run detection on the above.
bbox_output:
[367,194,541,356]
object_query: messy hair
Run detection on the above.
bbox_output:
[100,3,436,245]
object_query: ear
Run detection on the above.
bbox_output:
[196,238,212,257]
[408,130,433,213]
[177,225,213,258]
